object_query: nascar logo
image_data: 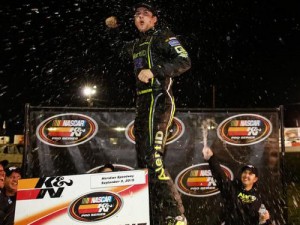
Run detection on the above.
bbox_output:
[217,114,272,146]
[36,113,98,147]
[175,163,233,197]
[69,192,122,222]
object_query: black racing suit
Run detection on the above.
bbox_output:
[208,155,272,225]
[0,188,15,225]
[125,27,191,224]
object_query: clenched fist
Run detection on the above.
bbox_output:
[105,16,118,28]
[138,69,154,83]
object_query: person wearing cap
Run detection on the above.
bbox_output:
[0,166,22,225]
[202,146,273,225]
[105,2,190,225]
[4,167,22,199]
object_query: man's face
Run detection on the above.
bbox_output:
[101,167,113,173]
[0,165,5,188]
[240,169,258,190]
[134,7,157,32]
[5,171,21,194]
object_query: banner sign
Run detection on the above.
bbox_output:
[24,107,285,225]
[15,169,149,225]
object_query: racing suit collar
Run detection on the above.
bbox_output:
[139,27,156,38]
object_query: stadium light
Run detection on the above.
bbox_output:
[82,85,97,106]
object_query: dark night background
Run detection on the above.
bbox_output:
[0,0,300,135]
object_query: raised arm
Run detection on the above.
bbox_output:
[202,146,231,195]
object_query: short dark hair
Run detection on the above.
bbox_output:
[0,160,9,168]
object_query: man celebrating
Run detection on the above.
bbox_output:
[106,2,191,225]
[202,146,273,225]
[1,166,22,225]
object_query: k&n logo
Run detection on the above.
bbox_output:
[17,176,74,200]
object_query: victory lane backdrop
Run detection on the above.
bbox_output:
[23,104,286,225]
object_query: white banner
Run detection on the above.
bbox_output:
[15,169,149,225]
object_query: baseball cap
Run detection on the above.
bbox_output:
[133,2,158,16]
[241,164,258,177]
[5,166,22,177]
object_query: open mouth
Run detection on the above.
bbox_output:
[242,178,249,182]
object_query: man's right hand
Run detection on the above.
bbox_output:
[259,209,271,224]
[105,16,119,28]
[202,146,213,161]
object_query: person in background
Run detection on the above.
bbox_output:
[202,146,273,225]
[0,160,8,189]
[0,160,8,223]
[105,2,191,225]
[97,163,115,173]
[1,166,22,225]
